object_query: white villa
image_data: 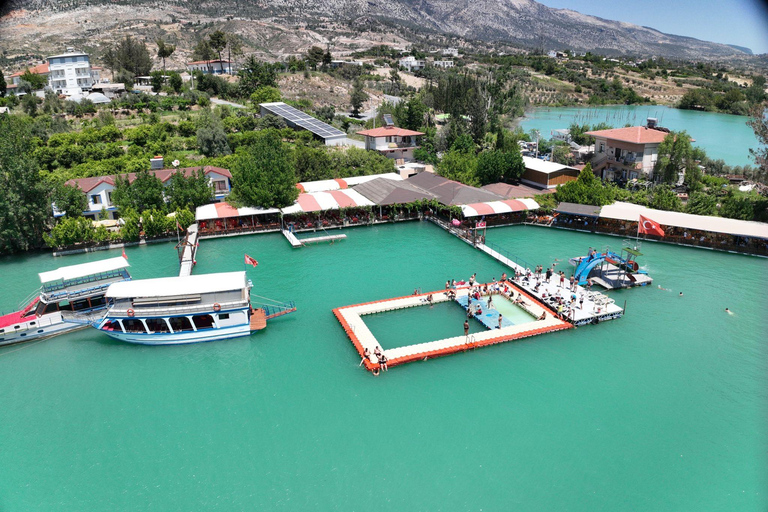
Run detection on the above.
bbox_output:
[7,48,101,94]
[186,59,232,75]
[356,125,424,161]
[398,56,426,72]
[57,163,233,220]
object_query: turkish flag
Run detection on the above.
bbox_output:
[244,254,259,267]
[638,215,665,237]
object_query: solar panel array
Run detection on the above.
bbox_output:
[261,102,346,140]
[383,114,394,126]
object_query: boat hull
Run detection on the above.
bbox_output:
[98,324,252,345]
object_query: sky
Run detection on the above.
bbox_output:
[539,0,768,55]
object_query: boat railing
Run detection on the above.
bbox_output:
[259,301,297,319]
[109,299,250,318]
[41,277,129,303]
[15,288,41,312]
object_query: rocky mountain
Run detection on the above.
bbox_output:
[0,0,752,60]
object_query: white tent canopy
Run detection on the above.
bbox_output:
[39,256,129,283]
[461,198,540,218]
[106,272,247,298]
[297,173,403,193]
[599,201,768,239]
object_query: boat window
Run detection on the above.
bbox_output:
[168,316,194,332]
[30,321,36,325]
[145,318,171,333]
[192,314,214,330]
[89,296,106,308]
[58,301,72,312]
[37,330,44,333]
[218,313,230,320]
[122,319,147,333]
[132,294,201,306]
[0,329,4,334]
[102,320,122,332]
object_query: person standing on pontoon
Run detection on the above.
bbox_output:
[464,320,469,336]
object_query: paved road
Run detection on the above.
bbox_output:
[211,97,246,109]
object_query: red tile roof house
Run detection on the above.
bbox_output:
[56,166,232,219]
[356,126,425,161]
[585,121,694,182]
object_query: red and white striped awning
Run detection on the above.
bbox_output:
[460,198,539,218]
[281,189,375,214]
[296,173,403,193]
[195,203,281,221]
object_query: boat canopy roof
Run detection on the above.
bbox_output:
[106,271,247,299]
[38,256,129,283]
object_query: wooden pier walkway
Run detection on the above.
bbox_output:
[283,229,346,247]
[178,224,199,277]
[334,286,573,374]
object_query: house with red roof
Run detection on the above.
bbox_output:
[585,118,693,182]
[57,164,232,219]
[356,125,424,161]
[186,59,232,75]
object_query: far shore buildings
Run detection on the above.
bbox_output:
[186,59,232,75]
[398,55,454,72]
[357,125,424,161]
[57,161,232,219]
[6,48,101,94]
[586,118,689,182]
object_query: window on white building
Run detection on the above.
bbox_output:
[91,194,101,205]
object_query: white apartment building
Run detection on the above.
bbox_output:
[48,51,94,93]
[398,56,426,72]
[432,60,454,69]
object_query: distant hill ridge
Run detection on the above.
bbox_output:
[1,0,752,60]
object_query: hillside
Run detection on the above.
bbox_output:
[0,0,754,62]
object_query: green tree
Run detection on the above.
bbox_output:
[0,116,52,253]
[208,30,228,66]
[112,170,164,213]
[174,207,195,230]
[197,125,231,157]
[119,208,141,242]
[402,96,428,131]
[747,100,768,180]
[167,72,183,94]
[156,38,176,73]
[350,78,367,117]
[229,129,299,208]
[322,50,332,68]
[238,56,277,96]
[20,70,47,90]
[165,169,214,210]
[720,191,756,220]
[250,86,282,105]
[293,145,332,182]
[150,71,165,93]
[554,164,614,206]
[476,150,507,185]
[648,186,683,212]
[44,217,95,248]
[52,183,87,217]
[142,208,171,238]
[192,39,214,72]
[104,36,152,77]
[22,93,39,116]
[438,150,479,186]
[504,146,526,182]
[305,46,325,70]
[655,131,695,184]
[685,191,717,216]
[0,73,6,97]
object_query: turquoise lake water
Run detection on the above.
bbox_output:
[518,105,758,167]
[0,222,765,511]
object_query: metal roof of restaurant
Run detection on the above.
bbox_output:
[106,271,247,299]
[460,198,540,218]
[296,173,402,193]
[195,203,280,221]
[356,126,425,137]
[38,256,129,283]
[599,201,768,239]
[260,102,346,140]
[353,178,437,206]
[406,172,504,206]
[481,182,556,198]
[555,202,603,217]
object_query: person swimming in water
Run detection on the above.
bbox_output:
[725,308,733,314]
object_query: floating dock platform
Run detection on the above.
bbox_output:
[334,285,573,374]
[283,229,346,247]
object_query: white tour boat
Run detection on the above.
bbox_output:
[0,256,131,346]
[95,271,295,345]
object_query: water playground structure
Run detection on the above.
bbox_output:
[570,242,653,290]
